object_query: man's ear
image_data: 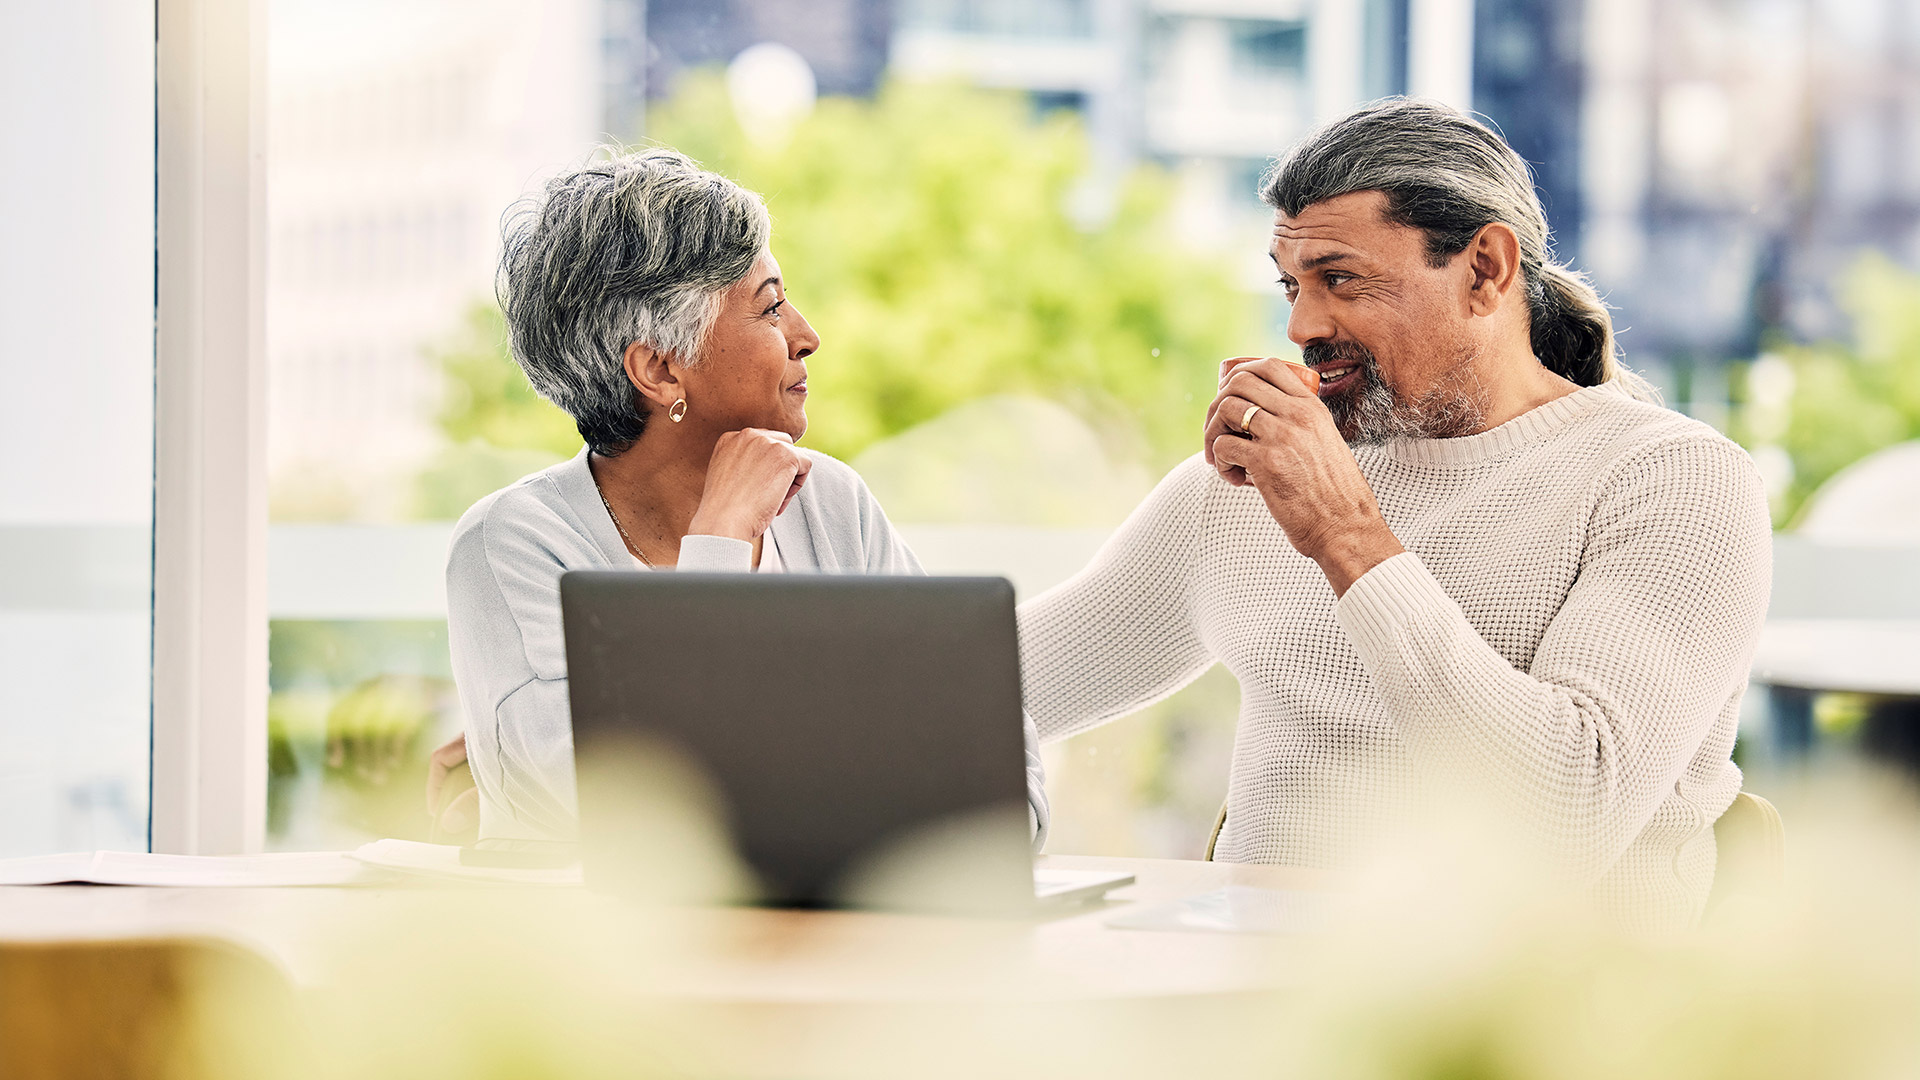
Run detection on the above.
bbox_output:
[1465,222,1523,317]
[622,340,679,414]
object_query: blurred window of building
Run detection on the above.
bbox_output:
[899,0,1094,38]
[1227,20,1306,77]
[0,3,156,857]
[1030,89,1091,116]
[264,0,601,850]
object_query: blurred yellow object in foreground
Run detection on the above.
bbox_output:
[0,937,306,1080]
[2,767,1913,1080]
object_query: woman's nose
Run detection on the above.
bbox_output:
[787,303,821,360]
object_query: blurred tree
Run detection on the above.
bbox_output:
[413,75,1260,521]
[413,304,582,519]
[432,304,583,457]
[649,75,1258,466]
[1734,255,1920,525]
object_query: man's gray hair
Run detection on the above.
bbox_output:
[498,147,771,454]
[1263,98,1652,397]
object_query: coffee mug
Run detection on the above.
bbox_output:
[1222,355,1321,395]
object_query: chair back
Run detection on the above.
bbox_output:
[1203,801,1228,861]
[1707,790,1786,915]
[1202,790,1786,910]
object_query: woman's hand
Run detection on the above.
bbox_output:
[687,429,813,541]
[425,731,477,835]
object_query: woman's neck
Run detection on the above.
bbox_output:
[588,429,715,564]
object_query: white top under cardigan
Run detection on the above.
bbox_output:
[1016,383,1772,931]
[446,446,1051,845]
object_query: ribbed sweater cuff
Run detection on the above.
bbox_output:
[675,534,754,572]
[1335,550,1459,661]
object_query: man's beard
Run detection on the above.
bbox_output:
[1304,341,1488,445]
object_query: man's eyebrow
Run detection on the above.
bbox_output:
[1267,249,1358,274]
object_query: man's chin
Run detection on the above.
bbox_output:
[1321,389,1370,445]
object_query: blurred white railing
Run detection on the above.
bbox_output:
[9,526,1915,626]
[261,523,1115,619]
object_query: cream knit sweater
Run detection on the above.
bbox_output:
[1018,383,1772,930]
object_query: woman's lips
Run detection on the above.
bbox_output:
[788,380,808,394]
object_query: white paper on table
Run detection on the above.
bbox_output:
[0,850,383,887]
[1105,886,1341,935]
[348,839,583,886]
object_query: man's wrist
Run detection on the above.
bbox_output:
[1311,522,1406,598]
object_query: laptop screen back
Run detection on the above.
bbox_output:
[560,572,1033,911]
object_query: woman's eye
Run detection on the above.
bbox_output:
[765,299,786,319]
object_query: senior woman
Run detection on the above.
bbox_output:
[441,148,1048,844]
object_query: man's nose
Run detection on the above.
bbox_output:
[1285,292,1334,348]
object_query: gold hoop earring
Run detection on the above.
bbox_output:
[667,398,688,423]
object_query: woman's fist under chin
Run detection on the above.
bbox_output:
[686,428,813,542]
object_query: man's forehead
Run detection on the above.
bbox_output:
[1268,190,1413,266]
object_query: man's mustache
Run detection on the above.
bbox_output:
[1302,340,1376,371]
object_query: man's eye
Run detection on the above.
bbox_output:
[1324,272,1352,287]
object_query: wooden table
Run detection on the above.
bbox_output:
[0,854,1342,1078]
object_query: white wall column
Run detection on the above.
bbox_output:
[1309,0,1367,122]
[153,0,268,854]
[1408,0,1476,111]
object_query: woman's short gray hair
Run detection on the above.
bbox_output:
[498,147,771,454]
[1263,98,1653,399]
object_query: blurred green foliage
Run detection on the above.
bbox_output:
[415,75,1259,521]
[1733,254,1920,525]
[431,304,583,458]
[413,305,582,519]
[267,622,455,844]
[650,75,1257,467]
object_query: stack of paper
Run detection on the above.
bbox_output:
[348,839,583,886]
[0,850,381,887]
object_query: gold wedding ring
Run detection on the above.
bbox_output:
[1239,404,1261,434]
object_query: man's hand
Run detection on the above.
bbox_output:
[1205,356,1317,479]
[687,429,813,541]
[1205,357,1405,596]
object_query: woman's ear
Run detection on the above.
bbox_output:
[1466,222,1523,317]
[622,341,680,415]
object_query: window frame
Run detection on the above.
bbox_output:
[151,0,269,854]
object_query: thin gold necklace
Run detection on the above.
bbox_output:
[594,482,654,568]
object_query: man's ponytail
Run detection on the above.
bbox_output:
[1530,261,1612,386]
[1530,261,1659,402]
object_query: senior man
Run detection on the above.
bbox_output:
[1018,99,1770,930]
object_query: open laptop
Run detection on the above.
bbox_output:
[559,572,1131,915]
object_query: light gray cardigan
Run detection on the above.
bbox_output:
[446,446,1049,845]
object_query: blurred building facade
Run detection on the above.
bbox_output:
[266,0,602,518]
[640,1,1468,297]
[1575,0,1920,415]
